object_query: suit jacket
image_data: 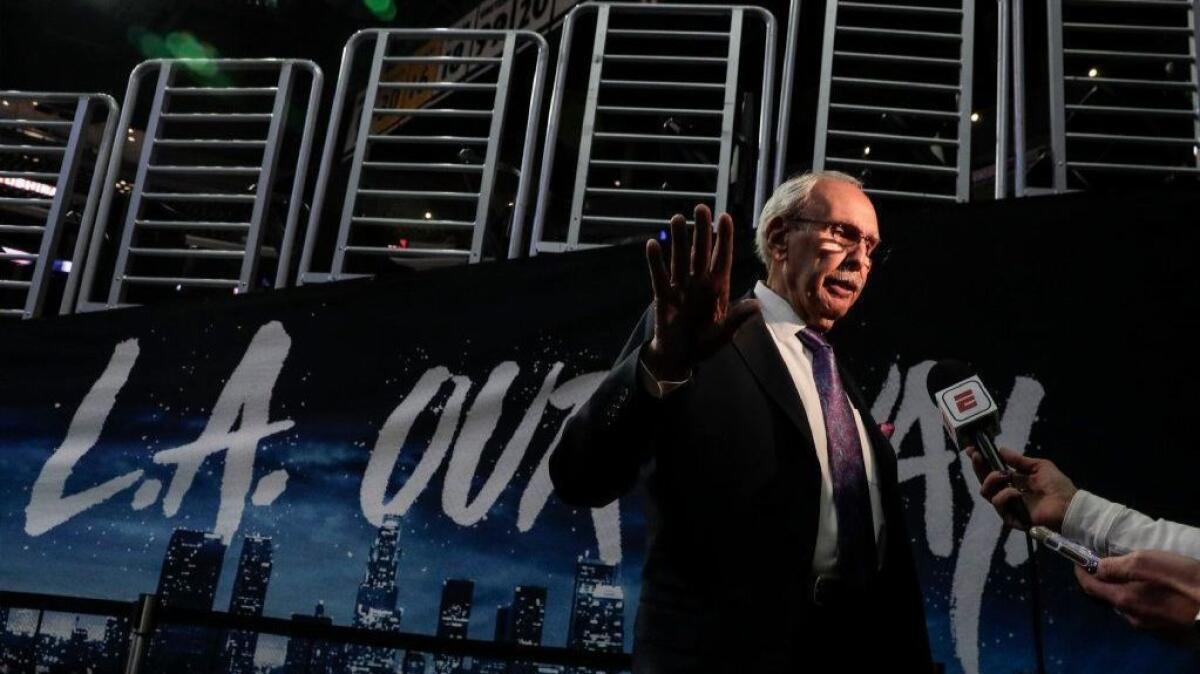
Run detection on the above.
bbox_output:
[550,305,933,672]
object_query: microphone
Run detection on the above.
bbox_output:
[927,359,1031,527]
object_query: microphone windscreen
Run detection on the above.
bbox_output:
[927,359,976,399]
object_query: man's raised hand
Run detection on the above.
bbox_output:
[642,204,760,381]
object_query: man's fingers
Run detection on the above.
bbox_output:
[990,486,1024,515]
[997,447,1040,471]
[711,211,735,282]
[1074,564,1127,606]
[646,239,669,301]
[691,204,713,278]
[979,470,1012,500]
[965,448,989,483]
[669,214,687,284]
[1095,555,1139,584]
[1075,564,1108,598]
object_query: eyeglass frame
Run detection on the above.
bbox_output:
[784,217,890,264]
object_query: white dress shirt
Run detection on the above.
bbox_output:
[1063,489,1200,560]
[640,281,885,576]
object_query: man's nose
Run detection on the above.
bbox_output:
[840,244,869,270]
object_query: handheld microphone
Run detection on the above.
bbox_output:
[927,359,1031,528]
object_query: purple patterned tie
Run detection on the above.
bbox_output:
[797,327,878,587]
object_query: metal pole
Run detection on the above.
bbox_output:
[61,95,119,314]
[1046,0,1068,192]
[811,0,840,172]
[754,8,778,222]
[1012,0,1026,196]
[275,63,324,288]
[774,0,802,186]
[528,7,584,256]
[995,0,1011,199]
[956,0,979,202]
[123,594,159,674]
[507,33,550,259]
[1190,0,1199,169]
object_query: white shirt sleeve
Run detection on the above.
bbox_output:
[1062,489,1200,560]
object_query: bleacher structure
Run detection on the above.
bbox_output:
[2,0,1198,319]
[0,92,118,318]
[528,2,777,254]
[295,28,549,283]
[74,58,322,311]
[1044,0,1200,190]
[810,0,977,203]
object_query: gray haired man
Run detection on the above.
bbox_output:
[551,172,933,672]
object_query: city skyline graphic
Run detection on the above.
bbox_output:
[2,512,628,672]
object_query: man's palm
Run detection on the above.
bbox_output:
[643,204,760,380]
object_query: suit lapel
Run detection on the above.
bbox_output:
[731,312,815,447]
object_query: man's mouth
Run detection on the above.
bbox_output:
[823,276,858,297]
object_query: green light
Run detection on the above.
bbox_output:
[363,0,396,20]
[137,33,170,59]
[162,31,222,79]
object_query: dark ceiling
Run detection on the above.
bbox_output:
[0,0,492,97]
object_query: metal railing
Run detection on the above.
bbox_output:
[296,29,549,283]
[75,58,323,311]
[529,2,776,253]
[810,0,978,203]
[1043,0,1200,191]
[0,590,632,674]
[0,92,119,318]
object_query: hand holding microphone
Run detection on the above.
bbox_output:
[966,446,1078,533]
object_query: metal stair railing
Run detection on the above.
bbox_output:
[1045,0,1200,191]
[811,0,977,203]
[295,29,549,284]
[529,2,776,254]
[0,92,118,318]
[75,58,322,311]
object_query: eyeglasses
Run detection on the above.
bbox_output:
[789,218,890,264]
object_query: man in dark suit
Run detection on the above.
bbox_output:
[549,172,932,672]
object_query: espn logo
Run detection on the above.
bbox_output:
[953,389,978,413]
[935,376,997,427]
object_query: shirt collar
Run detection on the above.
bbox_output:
[753,280,807,333]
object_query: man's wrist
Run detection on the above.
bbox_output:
[641,339,690,382]
[638,341,691,399]
[1050,486,1079,531]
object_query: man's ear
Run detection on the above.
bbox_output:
[763,216,789,261]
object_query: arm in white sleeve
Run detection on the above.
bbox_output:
[1062,489,1200,560]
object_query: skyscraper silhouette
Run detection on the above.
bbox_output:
[222,535,273,674]
[509,585,548,674]
[434,579,473,674]
[566,557,623,674]
[510,586,546,647]
[354,515,403,629]
[157,529,226,609]
[349,515,404,673]
[150,529,227,674]
[100,615,130,674]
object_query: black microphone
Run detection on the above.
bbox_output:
[927,359,1031,528]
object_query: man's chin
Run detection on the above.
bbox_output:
[814,296,854,328]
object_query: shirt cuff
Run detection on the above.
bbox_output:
[638,356,690,399]
[1062,489,1122,557]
